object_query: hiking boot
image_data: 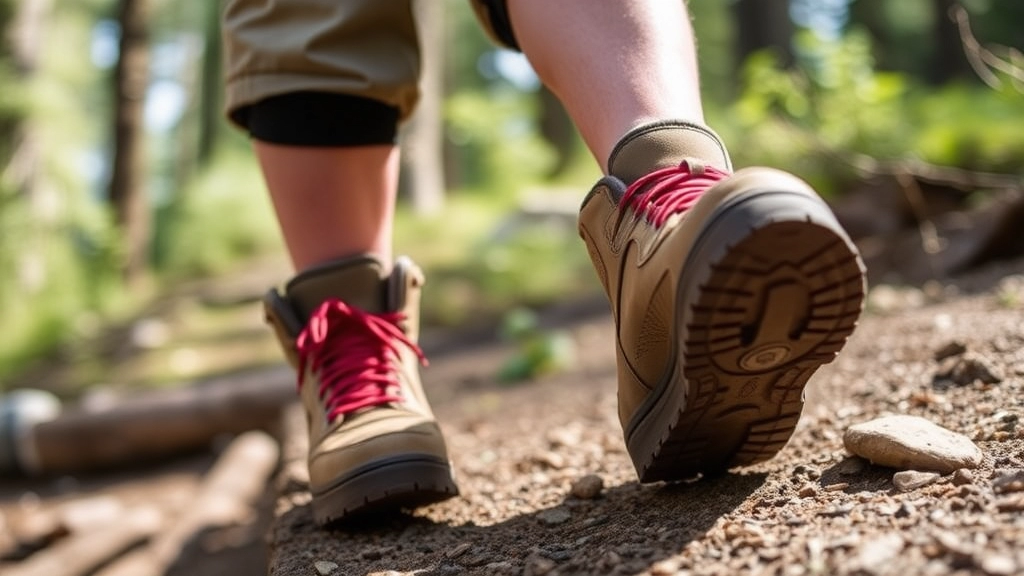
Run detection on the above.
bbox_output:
[579,121,866,482]
[264,255,458,523]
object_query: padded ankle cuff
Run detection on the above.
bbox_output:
[607,121,732,184]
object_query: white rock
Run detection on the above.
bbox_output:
[843,415,983,473]
[892,470,941,492]
[314,560,339,575]
[854,533,905,574]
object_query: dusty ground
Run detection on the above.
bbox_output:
[268,259,1024,576]
[2,257,1023,576]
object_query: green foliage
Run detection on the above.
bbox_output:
[496,307,576,383]
[722,29,1024,197]
[392,191,600,330]
[427,214,598,327]
[911,84,1024,173]
[153,148,281,278]
[0,0,127,381]
[445,89,557,196]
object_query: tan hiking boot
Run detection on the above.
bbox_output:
[264,255,458,523]
[579,121,866,482]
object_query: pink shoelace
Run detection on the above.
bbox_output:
[620,160,731,226]
[296,299,426,421]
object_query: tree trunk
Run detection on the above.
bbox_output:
[930,0,972,84]
[109,0,152,285]
[733,0,795,69]
[6,0,52,294]
[401,0,446,216]
[538,86,576,179]
[197,0,222,167]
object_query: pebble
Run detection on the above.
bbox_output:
[995,494,1024,512]
[854,533,905,575]
[933,339,968,361]
[524,555,556,576]
[534,451,566,470]
[952,468,975,486]
[314,560,339,575]
[570,474,604,499]
[797,483,817,498]
[892,470,941,492]
[538,508,572,526]
[980,554,1018,576]
[446,542,472,559]
[649,558,683,575]
[992,469,1024,494]
[941,352,1005,386]
[843,415,983,473]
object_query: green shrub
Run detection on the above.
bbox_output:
[153,149,281,278]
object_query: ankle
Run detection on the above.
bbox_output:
[607,120,732,184]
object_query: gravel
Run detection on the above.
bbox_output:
[269,261,1024,576]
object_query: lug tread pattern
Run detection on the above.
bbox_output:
[639,218,865,482]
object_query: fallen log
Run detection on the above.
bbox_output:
[93,430,280,576]
[1,366,293,476]
[3,508,161,576]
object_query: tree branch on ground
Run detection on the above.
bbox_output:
[950,4,1024,92]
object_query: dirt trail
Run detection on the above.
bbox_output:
[267,261,1024,576]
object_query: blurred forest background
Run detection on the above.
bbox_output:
[0,0,1022,392]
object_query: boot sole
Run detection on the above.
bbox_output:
[627,189,865,482]
[311,455,459,525]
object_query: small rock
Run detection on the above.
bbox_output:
[838,457,867,475]
[933,339,967,361]
[602,551,622,567]
[894,502,915,519]
[538,508,572,526]
[524,555,556,576]
[992,469,1024,494]
[980,554,1018,576]
[934,530,975,559]
[892,470,940,492]
[854,533,905,574]
[446,542,472,559]
[649,558,683,575]
[951,468,975,486]
[570,474,604,499]
[944,352,1004,386]
[535,451,566,470]
[995,494,1024,512]
[798,483,817,498]
[844,415,983,473]
[314,560,339,575]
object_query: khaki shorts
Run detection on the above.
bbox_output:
[223,0,515,127]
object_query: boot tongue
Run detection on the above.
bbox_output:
[607,120,733,185]
[285,255,388,322]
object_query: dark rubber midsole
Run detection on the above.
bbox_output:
[311,454,459,524]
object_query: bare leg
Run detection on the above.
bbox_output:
[508,0,705,172]
[254,142,399,272]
